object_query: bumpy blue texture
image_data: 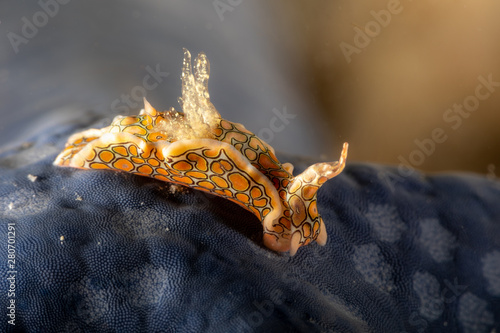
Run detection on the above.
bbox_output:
[1,119,499,333]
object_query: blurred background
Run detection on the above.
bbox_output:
[0,0,499,175]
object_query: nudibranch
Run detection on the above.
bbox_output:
[54,49,348,256]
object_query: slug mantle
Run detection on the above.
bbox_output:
[54,49,348,256]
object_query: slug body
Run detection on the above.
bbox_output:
[54,49,348,255]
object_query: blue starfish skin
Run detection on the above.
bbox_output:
[1,121,499,333]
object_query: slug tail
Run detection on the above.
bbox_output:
[285,143,348,255]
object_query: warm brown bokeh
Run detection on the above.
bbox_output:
[266,0,500,175]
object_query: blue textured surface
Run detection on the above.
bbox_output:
[1,120,500,332]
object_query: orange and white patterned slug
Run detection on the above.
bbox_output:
[54,49,348,256]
